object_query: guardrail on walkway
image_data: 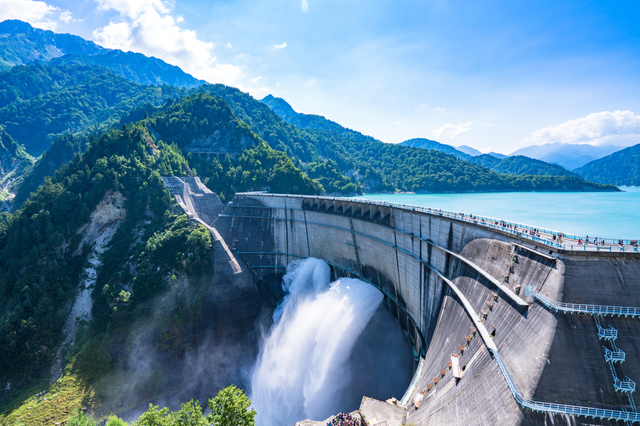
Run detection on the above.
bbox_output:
[236,192,639,253]
[529,287,640,318]
[493,352,640,423]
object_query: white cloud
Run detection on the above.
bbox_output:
[432,107,445,112]
[251,76,262,83]
[92,0,243,86]
[226,42,232,48]
[0,0,58,30]
[301,0,309,13]
[523,110,640,147]
[432,122,472,138]
[59,10,75,23]
[481,122,493,127]
[274,42,287,49]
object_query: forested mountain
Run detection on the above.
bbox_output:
[510,142,624,170]
[236,87,615,192]
[469,154,580,178]
[0,20,204,88]
[574,143,640,186]
[400,138,472,160]
[45,50,205,88]
[0,63,187,155]
[0,20,107,71]
[0,93,323,419]
[260,94,380,143]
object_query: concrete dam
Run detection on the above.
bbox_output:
[163,177,640,425]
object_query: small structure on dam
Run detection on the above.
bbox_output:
[164,178,640,425]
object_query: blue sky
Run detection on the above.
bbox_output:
[2,0,640,154]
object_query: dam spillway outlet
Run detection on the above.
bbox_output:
[250,258,414,426]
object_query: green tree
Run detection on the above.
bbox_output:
[67,410,99,426]
[206,385,256,426]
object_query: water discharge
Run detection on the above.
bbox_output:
[250,258,384,425]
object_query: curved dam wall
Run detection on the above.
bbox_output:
[215,192,640,425]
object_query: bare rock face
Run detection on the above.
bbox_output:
[52,191,127,384]
[75,190,126,254]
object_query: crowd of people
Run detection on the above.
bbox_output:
[327,412,359,426]
[422,207,637,250]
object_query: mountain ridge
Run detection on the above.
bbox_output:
[510,142,624,170]
[574,143,640,186]
[0,20,204,88]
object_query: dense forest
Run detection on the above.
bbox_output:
[0,64,187,155]
[0,124,208,385]
[575,143,640,186]
[0,94,327,392]
[201,84,616,193]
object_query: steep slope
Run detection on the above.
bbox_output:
[0,93,325,419]
[0,20,203,88]
[0,63,187,155]
[11,133,86,208]
[0,20,107,71]
[145,92,323,197]
[574,143,640,186]
[45,50,205,88]
[400,138,472,160]
[260,94,380,143]
[469,154,580,178]
[510,142,624,169]
[0,126,34,209]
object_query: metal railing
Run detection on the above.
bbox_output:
[530,288,640,318]
[595,315,619,341]
[494,352,640,422]
[604,346,626,363]
[612,374,636,393]
[235,192,639,253]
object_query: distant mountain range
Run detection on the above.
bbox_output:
[456,145,482,156]
[574,143,640,186]
[509,142,624,170]
[470,154,580,178]
[0,20,204,88]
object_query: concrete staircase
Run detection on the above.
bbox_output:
[162,177,261,342]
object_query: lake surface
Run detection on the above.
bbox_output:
[354,187,640,240]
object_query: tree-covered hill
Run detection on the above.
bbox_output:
[0,64,187,155]
[400,138,472,160]
[260,94,381,144]
[141,92,323,198]
[0,123,201,382]
[0,93,325,418]
[574,143,640,186]
[468,154,580,178]
[205,85,617,193]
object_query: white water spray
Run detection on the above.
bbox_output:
[250,258,383,425]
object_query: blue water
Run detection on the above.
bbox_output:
[355,187,640,240]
